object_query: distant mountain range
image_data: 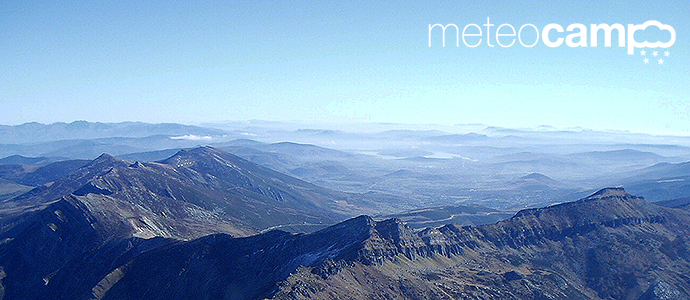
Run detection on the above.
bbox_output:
[0,121,226,144]
[1,120,689,210]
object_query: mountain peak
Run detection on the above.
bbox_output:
[584,187,633,200]
[512,187,646,222]
[521,172,552,180]
[162,146,230,167]
[91,153,127,166]
[190,145,217,152]
[168,146,209,156]
[95,153,116,160]
[349,214,376,226]
[168,146,227,158]
[79,153,130,173]
[319,215,376,234]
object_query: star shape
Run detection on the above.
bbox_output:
[664,51,670,57]
[658,58,664,64]
[653,51,658,57]
[644,58,649,64]
[641,50,646,56]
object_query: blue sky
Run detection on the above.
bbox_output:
[1,0,688,134]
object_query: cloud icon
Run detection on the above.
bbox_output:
[627,20,676,54]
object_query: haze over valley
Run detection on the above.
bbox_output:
[3,120,688,212]
[0,121,688,299]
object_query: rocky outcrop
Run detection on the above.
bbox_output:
[638,281,689,300]
[75,188,690,300]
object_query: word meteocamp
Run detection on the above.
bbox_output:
[428,17,675,54]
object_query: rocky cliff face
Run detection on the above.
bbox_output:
[67,188,690,300]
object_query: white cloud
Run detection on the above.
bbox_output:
[170,134,214,141]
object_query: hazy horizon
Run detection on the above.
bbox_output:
[1,1,688,135]
[2,119,690,138]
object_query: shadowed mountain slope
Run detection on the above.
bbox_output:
[0,147,383,299]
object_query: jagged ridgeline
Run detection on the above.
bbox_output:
[0,147,688,299]
[1,147,374,239]
[91,189,690,300]
[0,147,379,299]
